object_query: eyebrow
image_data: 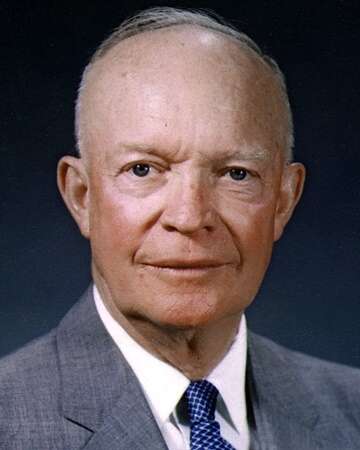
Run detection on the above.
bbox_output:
[117,142,270,162]
[205,145,271,164]
[117,143,171,159]
[120,143,156,152]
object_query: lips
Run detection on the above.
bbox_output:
[140,259,228,270]
[137,258,236,284]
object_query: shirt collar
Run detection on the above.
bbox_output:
[93,285,247,431]
[207,314,248,431]
[93,285,188,426]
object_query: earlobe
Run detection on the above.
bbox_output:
[57,156,90,238]
[273,162,306,241]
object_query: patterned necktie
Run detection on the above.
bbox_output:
[185,380,236,450]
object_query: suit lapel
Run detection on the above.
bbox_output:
[247,332,321,450]
[56,287,168,449]
[247,332,360,450]
[81,395,168,450]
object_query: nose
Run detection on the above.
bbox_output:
[160,175,216,234]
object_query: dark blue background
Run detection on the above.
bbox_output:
[1,1,359,365]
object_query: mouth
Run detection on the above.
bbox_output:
[139,260,230,276]
[142,259,226,268]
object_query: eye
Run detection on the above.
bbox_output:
[227,167,248,181]
[131,163,151,177]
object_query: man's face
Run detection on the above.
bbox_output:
[74,27,303,330]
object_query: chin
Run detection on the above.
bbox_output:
[143,293,230,330]
[156,313,213,330]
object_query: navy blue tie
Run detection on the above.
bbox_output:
[185,380,236,450]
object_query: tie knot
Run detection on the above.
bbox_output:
[185,380,219,423]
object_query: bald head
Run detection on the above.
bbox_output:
[75,7,294,162]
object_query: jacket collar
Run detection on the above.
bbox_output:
[247,332,360,450]
[56,286,167,449]
[247,332,319,425]
[247,332,321,449]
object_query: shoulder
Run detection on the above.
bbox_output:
[0,329,59,396]
[0,329,64,440]
[249,331,360,405]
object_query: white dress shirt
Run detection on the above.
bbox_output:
[94,285,250,450]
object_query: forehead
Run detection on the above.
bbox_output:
[87,25,276,100]
[80,26,286,160]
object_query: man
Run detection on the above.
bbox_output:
[0,6,359,450]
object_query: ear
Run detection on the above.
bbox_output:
[273,162,306,241]
[57,156,90,239]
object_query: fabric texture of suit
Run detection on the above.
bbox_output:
[0,286,359,449]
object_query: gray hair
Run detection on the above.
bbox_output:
[75,7,294,160]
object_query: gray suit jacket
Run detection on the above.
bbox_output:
[0,286,359,449]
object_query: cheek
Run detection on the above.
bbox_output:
[219,204,276,309]
[247,211,275,252]
[220,199,276,256]
[89,183,160,261]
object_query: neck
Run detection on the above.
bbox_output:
[126,313,241,379]
[93,274,241,380]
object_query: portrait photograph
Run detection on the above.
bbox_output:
[0,1,359,448]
